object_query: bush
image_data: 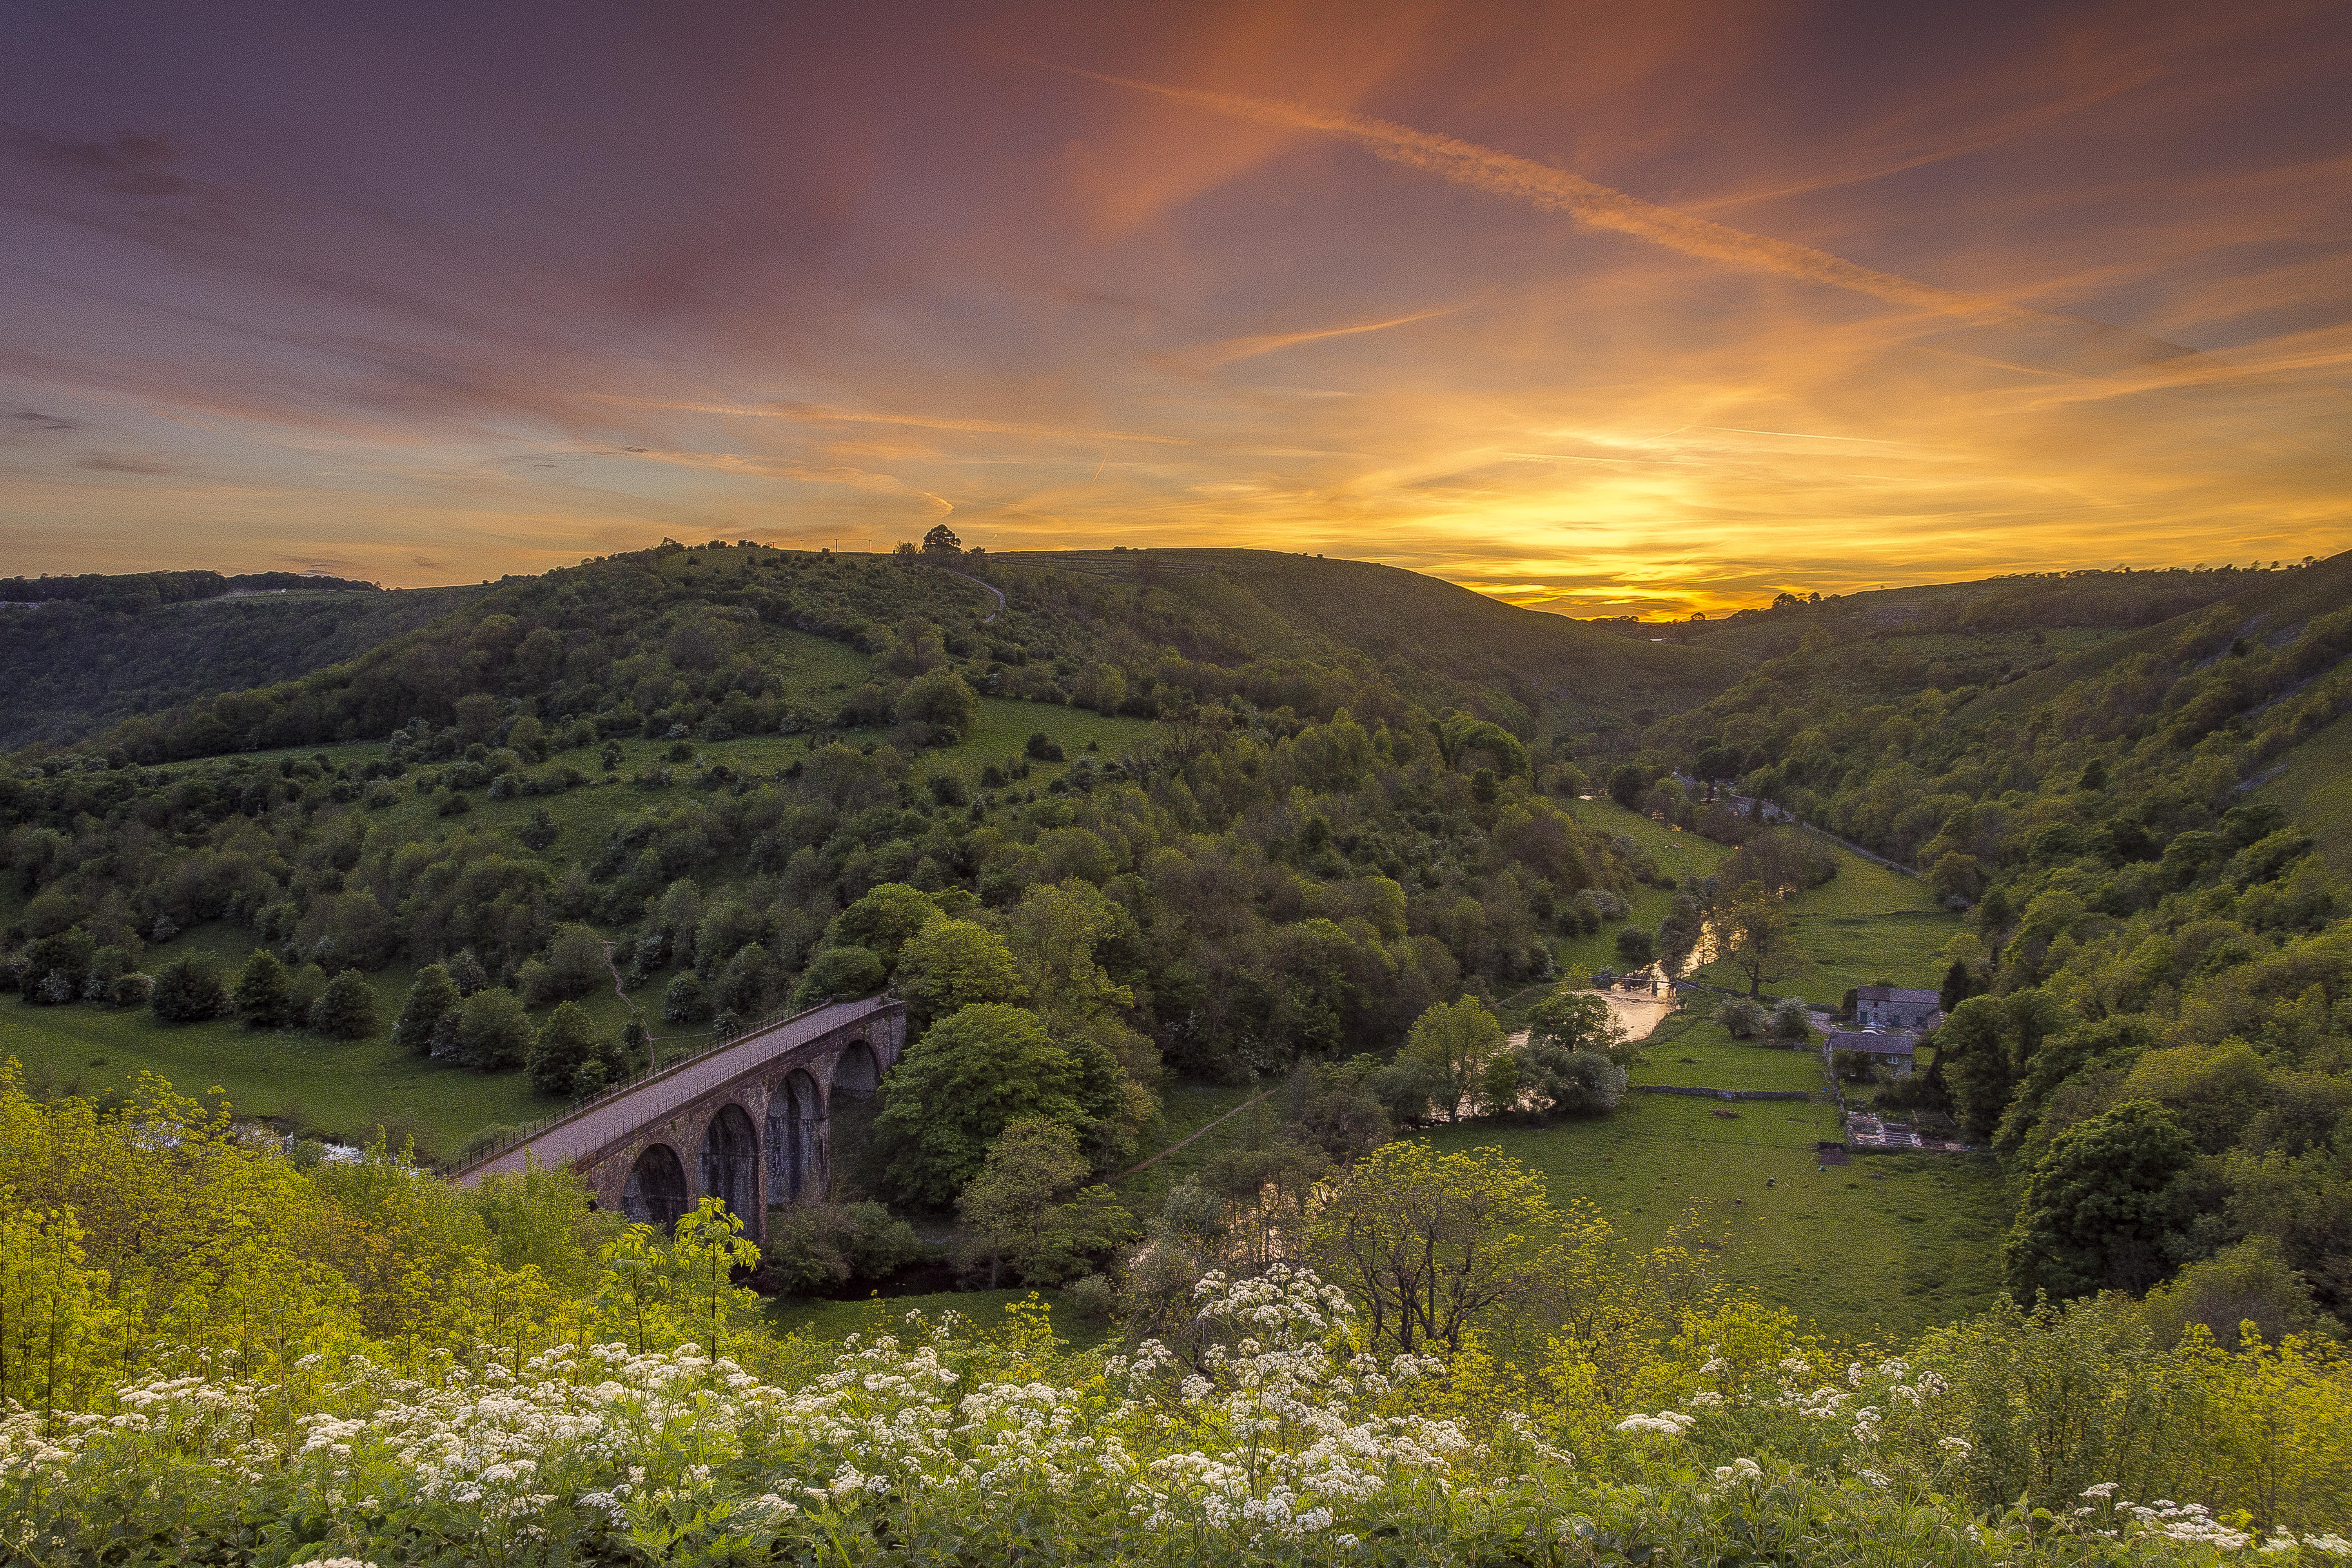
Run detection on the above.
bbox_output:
[309,969,378,1039]
[789,945,886,1008]
[663,970,712,1024]
[1715,996,1769,1038]
[454,988,533,1071]
[1613,925,1656,967]
[233,949,295,1029]
[1767,996,1813,1042]
[759,1200,925,1294]
[149,955,228,1023]
[108,972,154,1009]
[527,1000,606,1096]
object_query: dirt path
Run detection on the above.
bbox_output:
[929,565,1005,623]
[1116,1090,1272,1180]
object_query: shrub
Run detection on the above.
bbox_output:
[453,987,533,1071]
[1716,996,1769,1038]
[149,955,228,1022]
[788,945,885,1008]
[1767,996,1813,1042]
[309,969,377,1039]
[233,949,294,1029]
[663,970,712,1024]
[528,1000,605,1096]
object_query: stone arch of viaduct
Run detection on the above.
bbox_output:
[451,997,905,1243]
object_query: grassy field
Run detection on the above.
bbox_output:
[1424,1093,2004,1345]
[1561,797,1962,999]
[1629,1021,1824,1092]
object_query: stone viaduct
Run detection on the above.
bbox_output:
[449,996,906,1241]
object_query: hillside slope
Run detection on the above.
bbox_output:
[993,548,1743,733]
[0,585,483,750]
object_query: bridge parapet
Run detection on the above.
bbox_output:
[449,995,904,1242]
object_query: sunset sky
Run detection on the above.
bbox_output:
[3,2,2347,617]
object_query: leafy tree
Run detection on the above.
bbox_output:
[1007,879,1135,1027]
[308,968,377,1039]
[1401,996,1506,1123]
[528,1001,604,1096]
[1613,925,1656,967]
[394,964,460,1056]
[2004,1099,2196,1301]
[1724,882,1800,997]
[955,1116,1137,1287]
[871,1002,1096,1205]
[1310,1142,1558,1353]
[921,523,961,553]
[519,807,559,851]
[1608,763,1651,811]
[788,945,884,1008]
[894,917,1025,1028]
[446,949,490,997]
[1525,989,1628,1062]
[1367,1051,1451,1128]
[1768,996,1813,1042]
[454,987,534,1071]
[662,970,712,1024]
[149,955,227,1023]
[895,668,979,734]
[825,883,941,968]
[233,949,294,1029]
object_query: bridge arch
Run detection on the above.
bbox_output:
[622,1142,690,1233]
[701,1103,759,1231]
[830,1038,881,1099]
[765,1068,822,1205]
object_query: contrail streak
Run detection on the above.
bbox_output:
[593,394,1194,446]
[1200,303,1467,366]
[1060,67,2022,324]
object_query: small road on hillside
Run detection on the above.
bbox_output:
[930,565,1004,623]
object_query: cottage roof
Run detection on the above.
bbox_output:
[1856,985,1939,1007]
[1828,1029,1914,1056]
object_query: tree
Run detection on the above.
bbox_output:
[955,1116,1137,1287]
[921,523,962,554]
[1724,882,1800,997]
[149,955,227,1023]
[1007,879,1134,1027]
[1521,1045,1628,1118]
[895,668,979,734]
[826,883,941,968]
[1608,763,1651,811]
[1767,996,1812,1042]
[233,949,294,1029]
[663,970,713,1023]
[2003,1099,2196,1302]
[454,988,534,1071]
[528,1001,603,1096]
[308,969,377,1039]
[1937,995,2016,1140]
[894,917,1026,1029]
[1940,957,1977,1011]
[787,945,884,1008]
[1401,996,1506,1123]
[393,964,460,1056]
[1613,925,1656,968]
[1310,1142,1558,1353]
[1525,989,1628,1062]
[871,1002,1095,1205]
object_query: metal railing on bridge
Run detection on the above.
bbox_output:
[444,993,891,1176]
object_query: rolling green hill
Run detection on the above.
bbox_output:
[997,548,1743,733]
[0,583,484,750]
